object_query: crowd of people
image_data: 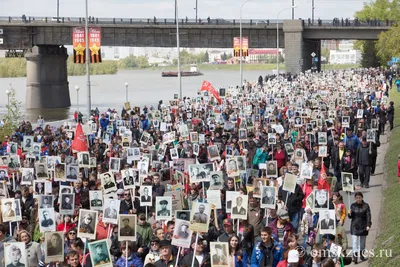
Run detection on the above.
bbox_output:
[0,67,394,267]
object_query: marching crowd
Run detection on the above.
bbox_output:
[0,67,395,267]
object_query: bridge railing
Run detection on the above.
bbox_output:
[0,16,394,27]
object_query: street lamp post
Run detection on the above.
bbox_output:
[240,0,251,88]
[175,0,182,99]
[57,0,60,23]
[277,6,297,75]
[75,86,80,114]
[195,0,198,22]
[125,82,129,103]
[85,0,92,119]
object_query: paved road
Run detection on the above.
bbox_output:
[342,129,387,266]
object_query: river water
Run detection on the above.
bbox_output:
[0,69,268,122]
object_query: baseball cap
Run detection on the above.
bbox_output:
[277,209,290,220]
[287,249,299,263]
[223,218,233,226]
[117,189,124,195]
[159,240,171,248]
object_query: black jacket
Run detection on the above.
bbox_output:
[180,253,211,267]
[278,183,304,213]
[348,201,372,236]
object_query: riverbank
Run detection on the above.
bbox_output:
[370,87,400,266]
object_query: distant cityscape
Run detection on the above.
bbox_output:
[0,40,361,65]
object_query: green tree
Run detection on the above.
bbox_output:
[361,40,381,67]
[221,52,228,60]
[0,85,22,140]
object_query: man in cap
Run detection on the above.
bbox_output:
[180,237,210,267]
[120,217,135,237]
[154,240,177,267]
[192,204,207,224]
[157,200,170,217]
[2,201,15,218]
[217,218,235,242]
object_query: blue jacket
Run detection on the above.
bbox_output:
[234,251,249,267]
[343,134,360,153]
[100,117,110,130]
[250,240,283,267]
[115,253,143,267]
[140,119,150,131]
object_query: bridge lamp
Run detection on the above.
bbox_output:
[276,5,297,75]
[75,86,80,114]
[125,82,129,103]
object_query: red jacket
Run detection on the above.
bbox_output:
[397,160,400,177]
[56,222,76,233]
[96,221,109,240]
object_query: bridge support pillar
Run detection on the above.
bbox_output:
[25,45,71,109]
[283,20,304,74]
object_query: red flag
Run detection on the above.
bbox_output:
[200,81,222,104]
[71,123,89,152]
[318,162,331,195]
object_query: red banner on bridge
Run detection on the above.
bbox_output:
[89,27,102,63]
[73,27,85,64]
[233,37,249,57]
[72,27,102,64]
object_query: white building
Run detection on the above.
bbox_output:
[330,49,361,64]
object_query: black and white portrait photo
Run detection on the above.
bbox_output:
[261,186,276,209]
[101,172,117,193]
[284,143,295,155]
[193,143,199,156]
[77,152,90,168]
[207,145,221,161]
[318,145,328,157]
[266,161,278,178]
[190,132,199,143]
[4,242,27,267]
[78,209,98,239]
[8,155,20,170]
[210,242,229,267]
[268,133,276,145]
[138,161,149,176]
[226,158,239,177]
[231,195,248,220]
[300,163,313,180]
[155,196,172,221]
[39,208,56,232]
[102,198,120,224]
[140,186,152,206]
[341,172,354,192]
[0,156,8,167]
[175,210,190,221]
[21,168,34,185]
[45,231,64,263]
[306,123,313,133]
[23,136,33,152]
[236,156,246,173]
[54,163,66,181]
[66,164,79,182]
[109,157,120,172]
[371,119,378,130]
[32,142,41,157]
[313,189,329,210]
[190,202,210,232]
[35,163,47,179]
[238,128,247,141]
[294,116,302,127]
[46,156,55,170]
[89,190,103,210]
[319,210,336,235]
[366,129,375,143]
[209,171,223,189]
[0,168,7,180]
[60,193,74,215]
[9,142,18,155]
[118,214,137,242]
[39,195,53,209]
[356,109,364,119]
[2,198,16,222]
[170,148,179,160]
[122,169,136,189]
[89,157,97,168]
[318,132,327,145]
[34,180,45,195]
[189,164,211,183]
[88,240,112,267]
[342,116,350,128]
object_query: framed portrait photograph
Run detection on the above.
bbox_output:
[54,163,66,181]
[118,214,137,242]
[266,160,278,178]
[20,168,34,186]
[35,163,48,179]
[60,193,75,215]
[189,202,210,232]
[319,209,336,235]
[171,219,193,249]
[294,116,302,127]
[39,208,56,232]
[306,123,313,134]
[313,189,329,211]
[0,167,7,180]
[231,195,248,220]
[283,173,297,193]
[356,109,364,119]
[252,178,266,198]
[268,133,276,145]
[238,128,247,142]
[209,171,223,190]
[77,152,90,168]
[189,164,209,183]
[155,196,172,221]
[78,209,98,240]
[100,172,117,193]
[13,198,22,222]
[0,156,8,167]
[102,198,120,224]
[8,155,21,170]
[109,157,120,172]
[226,158,239,177]
[175,210,190,222]
[89,190,103,210]
[284,143,295,156]
[236,156,246,173]
[342,116,350,128]
[170,148,179,160]
[89,157,97,168]
[261,186,276,209]
[9,142,18,155]
[139,186,153,206]
[45,231,64,263]
[210,242,229,267]
[300,163,313,180]
[190,132,199,143]
[206,190,222,209]
[23,136,33,152]
[66,164,79,182]
[318,145,328,158]
[207,145,221,162]
[138,160,149,177]
[123,168,137,189]
[371,119,378,130]
[4,242,27,267]
[2,198,16,222]
[39,195,54,209]
[318,132,327,145]
[88,240,112,267]
[366,129,375,143]
[341,172,354,192]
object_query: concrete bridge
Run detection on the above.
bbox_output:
[0,17,391,109]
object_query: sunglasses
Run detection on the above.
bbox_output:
[69,232,76,235]
[117,194,124,196]
[124,193,130,196]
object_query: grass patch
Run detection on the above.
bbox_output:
[370,87,400,266]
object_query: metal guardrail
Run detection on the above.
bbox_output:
[0,16,394,27]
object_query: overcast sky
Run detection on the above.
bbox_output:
[1,0,367,20]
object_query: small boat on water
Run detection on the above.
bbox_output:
[162,66,203,77]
